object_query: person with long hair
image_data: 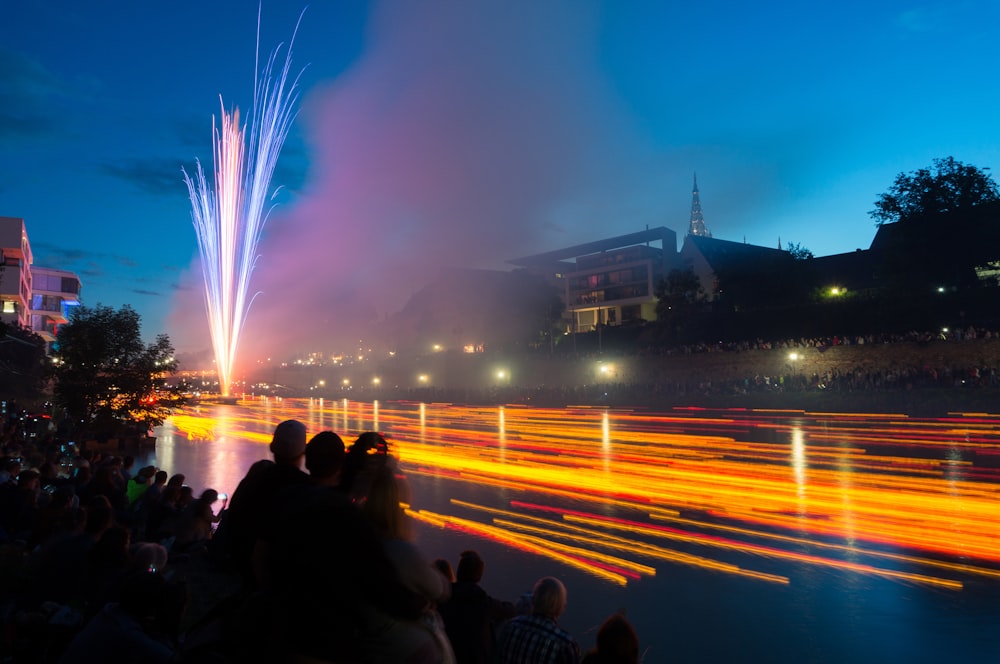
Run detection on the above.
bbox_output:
[581,613,640,664]
[361,464,455,664]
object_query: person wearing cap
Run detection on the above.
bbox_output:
[210,419,310,583]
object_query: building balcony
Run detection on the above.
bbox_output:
[567,293,656,311]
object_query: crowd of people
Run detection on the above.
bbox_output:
[0,417,642,663]
[381,326,1000,409]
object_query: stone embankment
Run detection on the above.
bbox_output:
[408,338,1000,416]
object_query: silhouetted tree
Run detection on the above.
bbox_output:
[870,157,998,226]
[53,305,185,438]
[0,323,51,407]
[786,242,814,260]
[655,268,704,343]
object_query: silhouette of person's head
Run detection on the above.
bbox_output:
[531,576,567,619]
[305,431,346,483]
[270,420,308,465]
[593,613,639,664]
[456,550,485,583]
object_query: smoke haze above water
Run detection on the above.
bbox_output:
[169,1,669,367]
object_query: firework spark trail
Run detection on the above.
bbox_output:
[183,9,305,396]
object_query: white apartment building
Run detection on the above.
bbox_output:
[0,216,33,328]
[30,266,81,348]
[0,216,82,350]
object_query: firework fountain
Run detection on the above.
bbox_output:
[183,12,304,397]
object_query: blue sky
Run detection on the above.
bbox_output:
[3,0,999,363]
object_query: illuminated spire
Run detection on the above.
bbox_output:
[688,173,711,237]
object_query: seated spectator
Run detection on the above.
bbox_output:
[29,485,77,549]
[497,576,579,664]
[120,456,135,484]
[82,464,127,512]
[126,466,157,507]
[176,485,194,512]
[143,470,168,506]
[145,485,182,543]
[439,550,516,664]
[131,542,169,576]
[580,613,640,664]
[171,489,222,553]
[82,525,132,617]
[0,457,21,486]
[0,469,41,542]
[59,570,187,664]
[29,498,114,607]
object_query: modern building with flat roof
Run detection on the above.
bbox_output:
[0,216,33,329]
[509,226,679,332]
[30,266,81,350]
[1,216,82,351]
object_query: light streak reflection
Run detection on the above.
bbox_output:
[168,400,1000,589]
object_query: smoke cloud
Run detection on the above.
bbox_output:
[169,0,654,368]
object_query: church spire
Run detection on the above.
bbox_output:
[688,172,710,237]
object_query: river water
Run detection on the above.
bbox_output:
[142,398,1000,663]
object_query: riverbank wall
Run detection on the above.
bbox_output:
[255,338,1000,416]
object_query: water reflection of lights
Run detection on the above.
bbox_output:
[168,401,1000,589]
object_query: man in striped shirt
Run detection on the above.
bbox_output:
[498,576,580,664]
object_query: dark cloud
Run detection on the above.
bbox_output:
[131,289,162,297]
[172,116,215,152]
[100,158,190,197]
[0,48,66,139]
[31,242,139,274]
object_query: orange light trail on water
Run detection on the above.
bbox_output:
[170,399,1000,588]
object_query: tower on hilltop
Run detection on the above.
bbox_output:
[688,173,711,237]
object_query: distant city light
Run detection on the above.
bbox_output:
[788,352,800,361]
